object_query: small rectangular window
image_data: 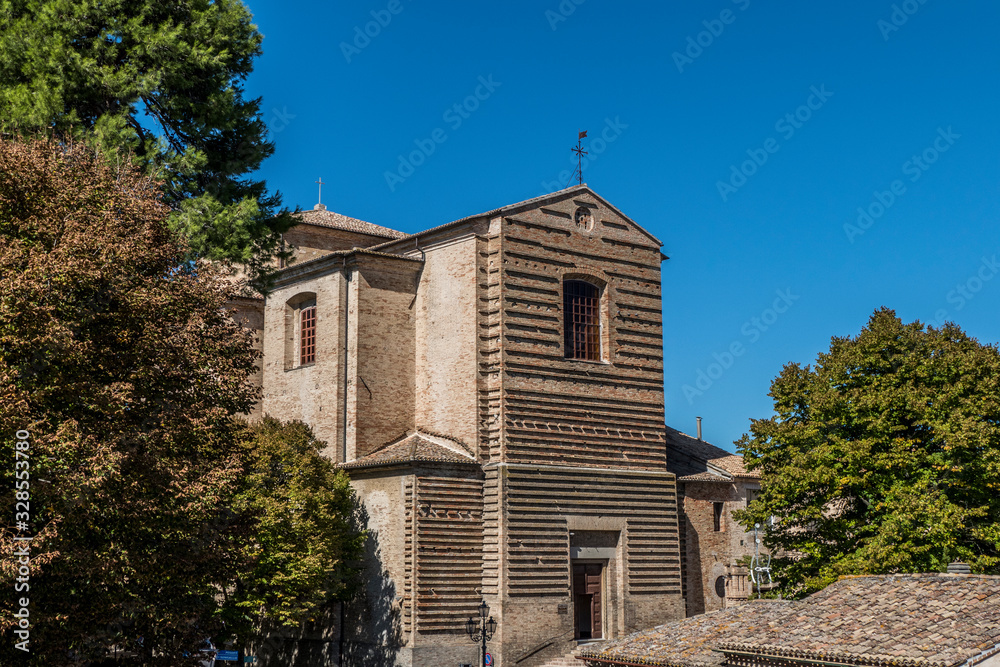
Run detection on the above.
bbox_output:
[713,502,724,532]
[300,306,316,365]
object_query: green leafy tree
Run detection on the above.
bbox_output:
[223,417,365,644]
[0,0,295,289]
[0,137,360,665]
[735,308,1000,596]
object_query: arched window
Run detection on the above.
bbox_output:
[300,305,317,365]
[564,280,601,361]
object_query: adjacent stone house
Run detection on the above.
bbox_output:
[665,426,763,616]
[235,185,689,666]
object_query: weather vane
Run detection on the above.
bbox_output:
[568,130,588,187]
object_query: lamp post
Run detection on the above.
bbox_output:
[466,600,497,667]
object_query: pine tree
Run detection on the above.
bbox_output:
[0,0,294,289]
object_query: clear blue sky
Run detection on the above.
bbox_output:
[243,0,1000,452]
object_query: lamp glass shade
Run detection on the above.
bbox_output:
[466,617,477,638]
[486,617,497,636]
[479,600,489,619]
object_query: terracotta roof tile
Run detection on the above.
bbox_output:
[579,600,795,666]
[338,432,476,470]
[712,454,755,478]
[369,184,663,252]
[678,471,734,483]
[295,207,406,239]
[718,574,1000,667]
[665,426,760,480]
[582,575,1000,667]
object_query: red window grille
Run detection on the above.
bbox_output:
[300,306,316,365]
[564,281,600,361]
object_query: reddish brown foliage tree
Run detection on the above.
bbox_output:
[0,137,260,665]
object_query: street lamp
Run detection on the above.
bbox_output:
[466,600,497,666]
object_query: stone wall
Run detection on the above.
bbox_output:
[679,480,761,616]
[346,464,484,667]
[262,265,346,460]
[228,296,265,420]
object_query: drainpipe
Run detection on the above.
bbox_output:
[342,257,350,463]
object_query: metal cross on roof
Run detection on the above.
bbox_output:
[315,177,326,209]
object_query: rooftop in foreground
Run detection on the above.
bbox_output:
[581,573,1000,667]
[579,600,794,667]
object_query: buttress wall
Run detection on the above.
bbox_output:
[348,255,420,460]
[409,233,482,452]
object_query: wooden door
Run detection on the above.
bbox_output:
[572,563,603,639]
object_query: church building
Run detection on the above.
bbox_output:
[235,185,693,666]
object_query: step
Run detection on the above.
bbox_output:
[535,641,604,667]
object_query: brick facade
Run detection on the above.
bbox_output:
[248,186,691,666]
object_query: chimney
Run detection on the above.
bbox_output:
[947,561,972,575]
[696,416,703,441]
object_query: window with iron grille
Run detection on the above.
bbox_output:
[300,305,317,365]
[564,280,601,361]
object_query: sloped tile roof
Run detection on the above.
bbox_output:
[665,426,759,480]
[581,574,1000,667]
[369,184,663,252]
[295,207,407,239]
[678,471,734,483]
[718,574,1000,667]
[579,600,795,667]
[712,454,755,478]
[339,432,477,470]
